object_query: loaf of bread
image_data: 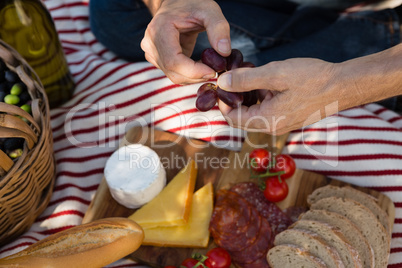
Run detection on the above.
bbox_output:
[290,220,362,268]
[311,197,390,268]
[301,209,375,268]
[0,217,144,268]
[307,185,391,237]
[267,185,391,268]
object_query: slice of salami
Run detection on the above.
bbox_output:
[209,189,252,236]
[230,182,293,236]
[213,206,261,252]
[230,216,274,264]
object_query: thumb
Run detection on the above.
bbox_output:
[203,3,231,56]
[217,64,287,92]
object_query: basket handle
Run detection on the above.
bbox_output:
[0,102,40,132]
[0,149,13,173]
[0,126,36,149]
[0,114,38,143]
[30,99,43,127]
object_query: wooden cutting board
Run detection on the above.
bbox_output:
[82,126,395,268]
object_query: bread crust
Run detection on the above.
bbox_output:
[0,218,144,268]
[307,185,391,238]
[310,197,390,268]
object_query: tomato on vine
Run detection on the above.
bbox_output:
[204,247,231,268]
[249,148,271,173]
[270,154,296,180]
[181,258,204,268]
[264,177,289,202]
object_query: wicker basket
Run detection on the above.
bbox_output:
[0,40,55,246]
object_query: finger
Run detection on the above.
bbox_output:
[180,32,198,58]
[220,104,277,133]
[202,3,231,57]
[259,89,274,102]
[144,52,160,69]
[217,63,288,92]
[156,27,216,82]
[166,70,218,85]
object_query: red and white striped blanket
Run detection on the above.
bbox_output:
[0,0,401,267]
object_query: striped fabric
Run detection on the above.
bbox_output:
[0,0,401,267]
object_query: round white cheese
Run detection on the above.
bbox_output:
[104,144,166,209]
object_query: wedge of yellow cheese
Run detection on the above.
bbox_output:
[142,182,213,247]
[129,160,197,228]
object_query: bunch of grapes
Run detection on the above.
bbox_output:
[195,48,259,112]
[0,59,32,159]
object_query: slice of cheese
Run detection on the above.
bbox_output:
[129,160,197,228]
[142,182,213,248]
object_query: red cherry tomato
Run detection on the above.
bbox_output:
[181,258,203,268]
[270,154,296,179]
[204,247,231,268]
[249,148,271,173]
[264,177,289,202]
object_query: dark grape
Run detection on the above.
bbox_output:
[201,48,227,73]
[0,60,6,72]
[226,49,243,70]
[0,61,5,83]
[0,91,6,102]
[242,90,259,107]
[0,82,9,94]
[19,90,30,104]
[196,84,218,112]
[5,70,18,83]
[3,138,24,152]
[216,86,243,108]
[197,83,216,96]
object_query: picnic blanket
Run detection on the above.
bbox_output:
[0,0,401,267]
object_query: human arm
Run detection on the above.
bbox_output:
[140,0,231,84]
[216,44,402,135]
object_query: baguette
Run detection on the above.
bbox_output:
[0,217,144,268]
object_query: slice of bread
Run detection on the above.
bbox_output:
[307,185,391,237]
[310,197,390,268]
[301,209,374,268]
[267,244,327,268]
[274,229,345,268]
[290,220,363,268]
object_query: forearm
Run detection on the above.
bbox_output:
[332,44,402,110]
[142,0,163,15]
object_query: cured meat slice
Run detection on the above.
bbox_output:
[230,182,292,235]
[213,207,261,252]
[230,216,274,264]
[209,189,252,236]
[210,190,260,251]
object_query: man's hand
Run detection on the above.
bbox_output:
[141,0,231,84]
[216,58,339,135]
